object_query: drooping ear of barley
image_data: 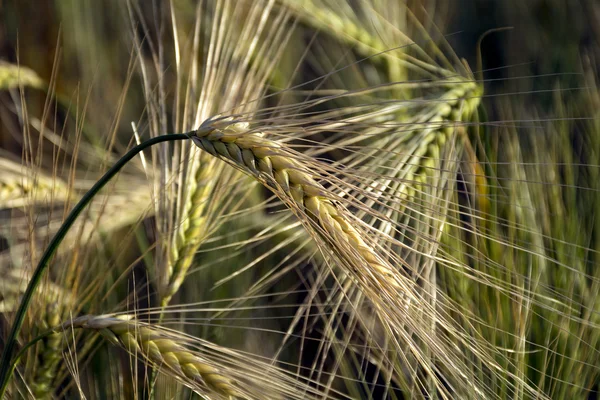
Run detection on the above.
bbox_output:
[189,116,507,397]
[62,314,334,399]
[69,315,238,398]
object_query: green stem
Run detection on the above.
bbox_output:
[0,132,193,397]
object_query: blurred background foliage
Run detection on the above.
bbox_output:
[1,0,598,150]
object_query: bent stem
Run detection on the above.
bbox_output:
[0,132,193,397]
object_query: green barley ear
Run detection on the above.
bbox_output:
[26,303,62,399]
[131,0,298,308]
[0,268,74,399]
[278,0,410,77]
[160,157,218,306]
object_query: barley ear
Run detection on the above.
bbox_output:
[0,158,71,209]
[192,119,407,291]
[27,303,63,399]
[161,155,217,307]
[68,315,239,398]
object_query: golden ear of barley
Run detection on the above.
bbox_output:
[192,100,490,394]
[68,315,238,398]
[192,119,405,292]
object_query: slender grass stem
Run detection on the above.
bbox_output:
[0,132,193,397]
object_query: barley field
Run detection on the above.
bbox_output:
[0,1,598,399]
